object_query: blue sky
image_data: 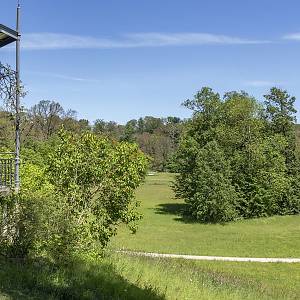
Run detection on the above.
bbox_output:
[2,0,300,123]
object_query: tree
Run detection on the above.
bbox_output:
[29,100,65,139]
[93,116,182,171]
[93,119,106,134]
[133,116,182,171]
[121,119,137,142]
[264,87,297,171]
[0,111,14,148]
[174,87,300,222]
[264,87,296,136]
[143,116,163,134]
[0,63,26,111]
[182,87,222,147]
[136,132,173,171]
[137,117,145,133]
[45,130,149,258]
[93,119,123,140]
[175,141,238,223]
[0,63,27,148]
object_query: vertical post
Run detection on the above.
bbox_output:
[15,3,21,193]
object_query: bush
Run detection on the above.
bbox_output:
[0,130,148,260]
[0,162,52,258]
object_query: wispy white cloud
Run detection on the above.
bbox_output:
[283,33,300,41]
[123,33,268,46]
[243,80,281,87]
[26,71,101,83]
[48,73,101,83]
[18,32,269,50]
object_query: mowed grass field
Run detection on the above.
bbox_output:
[110,172,300,299]
[113,173,300,258]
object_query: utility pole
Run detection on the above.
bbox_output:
[15,2,21,193]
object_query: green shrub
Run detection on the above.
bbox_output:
[0,162,51,257]
[0,130,148,260]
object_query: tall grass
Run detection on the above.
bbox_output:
[1,254,299,299]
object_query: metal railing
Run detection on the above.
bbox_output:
[0,153,15,191]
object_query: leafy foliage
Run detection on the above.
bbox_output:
[175,141,238,222]
[46,131,148,256]
[174,87,300,222]
[0,130,148,260]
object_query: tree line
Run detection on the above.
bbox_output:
[0,99,182,171]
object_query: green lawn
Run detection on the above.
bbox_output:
[110,172,300,299]
[1,173,299,299]
[112,173,300,258]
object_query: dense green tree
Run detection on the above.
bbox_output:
[175,87,300,222]
[175,141,238,222]
[264,87,296,135]
[93,119,106,134]
[93,119,123,140]
[121,119,138,142]
[137,117,145,133]
[133,117,182,170]
[143,116,164,134]
[264,87,297,172]
[136,132,173,171]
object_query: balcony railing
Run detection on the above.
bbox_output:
[0,153,15,193]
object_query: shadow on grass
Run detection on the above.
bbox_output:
[154,203,198,224]
[146,182,170,186]
[0,257,165,300]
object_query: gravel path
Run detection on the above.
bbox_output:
[118,250,300,263]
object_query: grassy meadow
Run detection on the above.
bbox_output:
[1,172,299,299]
[110,172,300,299]
[113,173,300,258]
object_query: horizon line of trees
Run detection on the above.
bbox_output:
[0,99,183,171]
